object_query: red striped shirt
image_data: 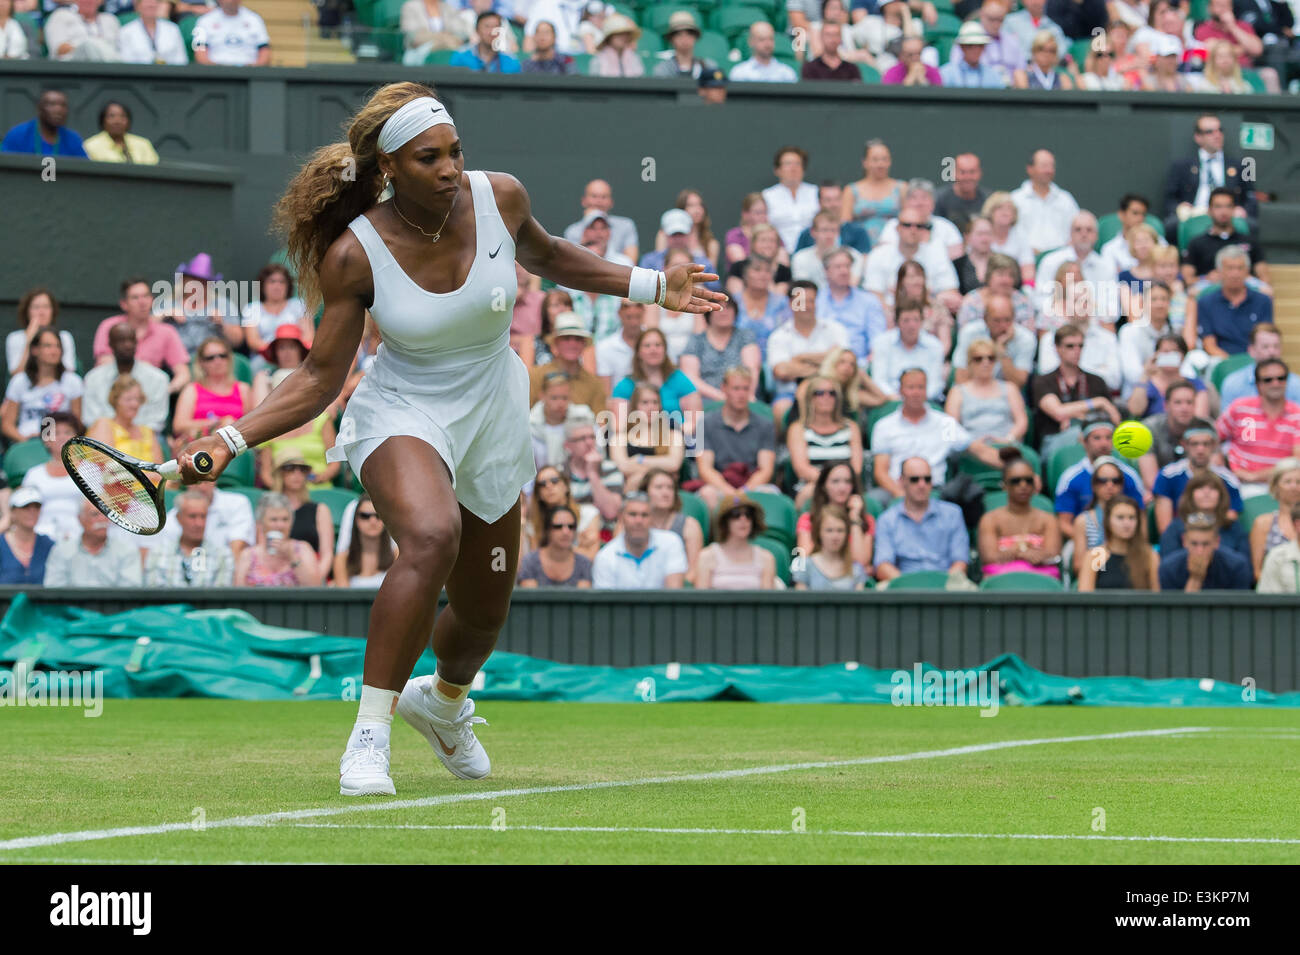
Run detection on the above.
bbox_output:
[1217,396,1300,473]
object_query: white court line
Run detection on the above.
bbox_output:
[291,823,1300,846]
[0,727,1209,853]
[0,857,341,866]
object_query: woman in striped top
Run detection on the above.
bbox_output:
[785,376,862,509]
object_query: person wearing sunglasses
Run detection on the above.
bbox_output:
[516,503,592,588]
[863,208,962,317]
[946,338,1027,444]
[1055,420,1146,541]
[1067,456,1130,579]
[873,456,970,584]
[270,449,334,582]
[1031,324,1120,463]
[978,447,1062,579]
[1218,358,1300,498]
[333,494,397,589]
[1077,496,1161,591]
[786,376,863,509]
[170,336,253,452]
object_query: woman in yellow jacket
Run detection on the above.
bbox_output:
[87,374,164,468]
[82,102,159,165]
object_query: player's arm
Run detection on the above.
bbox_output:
[177,238,368,481]
[498,173,725,314]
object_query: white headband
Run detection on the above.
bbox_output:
[377,97,456,155]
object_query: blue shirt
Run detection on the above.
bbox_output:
[1219,365,1300,408]
[793,222,872,255]
[1196,288,1273,355]
[874,499,969,574]
[1158,546,1254,590]
[736,292,793,353]
[1054,458,1145,518]
[814,286,886,363]
[449,44,521,73]
[0,119,88,158]
[939,59,1007,89]
[637,249,722,292]
[1159,519,1249,560]
[611,368,697,416]
[1140,376,1206,416]
[0,533,55,584]
[1152,460,1244,515]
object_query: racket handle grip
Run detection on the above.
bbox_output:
[157,452,214,480]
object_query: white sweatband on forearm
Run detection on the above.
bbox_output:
[628,267,664,305]
[216,425,248,457]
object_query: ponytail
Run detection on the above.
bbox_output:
[271,81,441,313]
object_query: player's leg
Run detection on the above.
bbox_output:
[339,436,462,796]
[397,497,522,780]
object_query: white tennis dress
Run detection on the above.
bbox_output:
[326,169,535,524]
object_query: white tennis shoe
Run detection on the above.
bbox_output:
[397,676,491,780]
[339,742,396,796]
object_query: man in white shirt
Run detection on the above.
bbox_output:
[730,20,798,82]
[790,212,864,288]
[44,501,144,587]
[1010,148,1080,257]
[952,292,1036,388]
[81,323,171,433]
[44,0,120,61]
[1033,211,1119,319]
[1002,0,1066,63]
[863,213,961,314]
[592,493,687,589]
[1097,193,1163,275]
[875,179,964,259]
[562,179,639,261]
[118,0,189,64]
[870,368,1000,504]
[761,146,819,253]
[870,297,946,401]
[766,279,849,422]
[596,299,643,389]
[194,0,272,67]
[139,482,256,559]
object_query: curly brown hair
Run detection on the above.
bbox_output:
[271,81,439,312]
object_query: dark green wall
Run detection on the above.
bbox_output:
[3,61,1299,345]
[4,588,1297,692]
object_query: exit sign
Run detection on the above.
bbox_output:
[1240,123,1275,150]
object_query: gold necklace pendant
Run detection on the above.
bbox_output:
[394,193,456,243]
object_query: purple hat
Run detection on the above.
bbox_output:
[177,253,222,282]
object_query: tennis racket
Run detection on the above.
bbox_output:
[61,436,215,536]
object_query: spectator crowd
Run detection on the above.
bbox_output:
[0,87,1296,593]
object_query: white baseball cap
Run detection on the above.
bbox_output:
[661,208,693,235]
[11,486,43,509]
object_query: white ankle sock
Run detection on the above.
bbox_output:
[429,673,472,722]
[347,685,399,750]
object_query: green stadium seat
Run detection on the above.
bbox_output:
[884,570,952,590]
[1242,69,1266,93]
[179,15,198,61]
[572,52,593,74]
[368,0,404,28]
[163,488,179,512]
[858,63,880,83]
[4,438,49,488]
[980,571,1063,592]
[216,450,257,489]
[928,11,962,36]
[310,487,361,531]
[865,400,901,445]
[1210,352,1254,394]
[694,29,731,64]
[746,490,797,549]
[678,490,711,543]
[753,533,793,586]
[1094,212,1167,251]
[118,11,139,24]
[1045,443,1086,496]
[637,30,665,54]
[1236,493,1279,540]
[715,5,765,41]
[982,491,1055,515]
[1068,37,1091,70]
[957,443,1042,493]
[1035,245,1062,270]
[1177,214,1248,253]
[425,48,458,66]
[225,486,264,513]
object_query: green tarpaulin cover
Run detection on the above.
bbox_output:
[1,594,1295,706]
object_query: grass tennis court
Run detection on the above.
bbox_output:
[2,701,1297,864]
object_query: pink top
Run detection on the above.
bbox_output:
[93,315,190,369]
[245,547,300,587]
[708,543,765,590]
[193,381,245,422]
[881,63,943,86]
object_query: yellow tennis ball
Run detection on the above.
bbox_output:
[1113,421,1153,458]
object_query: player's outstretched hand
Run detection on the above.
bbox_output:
[663,263,727,314]
[177,435,233,485]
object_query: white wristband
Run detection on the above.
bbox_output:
[628,267,663,305]
[656,272,668,307]
[216,425,248,457]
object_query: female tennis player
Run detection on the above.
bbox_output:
[175,82,724,796]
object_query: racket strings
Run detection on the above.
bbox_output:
[63,442,162,533]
